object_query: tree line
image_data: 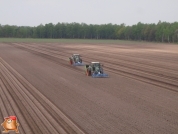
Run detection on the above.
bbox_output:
[0,21,178,43]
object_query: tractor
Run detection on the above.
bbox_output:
[85,62,108,78]
[69,54,84,66]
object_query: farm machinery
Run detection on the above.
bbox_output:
[85,62,108,78]
[69,54,84,66]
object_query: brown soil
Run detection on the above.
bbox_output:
[0,42,178,134]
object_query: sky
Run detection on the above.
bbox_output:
[0,0,177,26]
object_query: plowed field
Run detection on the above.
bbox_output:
[0,42,178,134]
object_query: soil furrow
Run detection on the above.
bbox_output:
[0,57,85,134]
[1,42,178,134]
[10,43,178,92]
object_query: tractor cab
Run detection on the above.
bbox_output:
[72,54,81,59]
[90,62,103,74]
[91,62,101,67]
[72,54,81,63]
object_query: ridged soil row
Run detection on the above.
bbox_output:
[11,43,178,92]
[23,42,178,69]
[11,43,82,73]
[0,58,85,134]
[14,42,178,78]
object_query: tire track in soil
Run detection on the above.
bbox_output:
[0,57,85,134]
[10,43,178,93]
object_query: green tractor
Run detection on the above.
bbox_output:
[69,54,84,66]
[85,62,108,78]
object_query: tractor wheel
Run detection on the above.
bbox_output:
[69,59,73,65]
[86,70,90,76]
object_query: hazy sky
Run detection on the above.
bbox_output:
[0,0,177,26]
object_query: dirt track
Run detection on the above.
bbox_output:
[0,42,178,134]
